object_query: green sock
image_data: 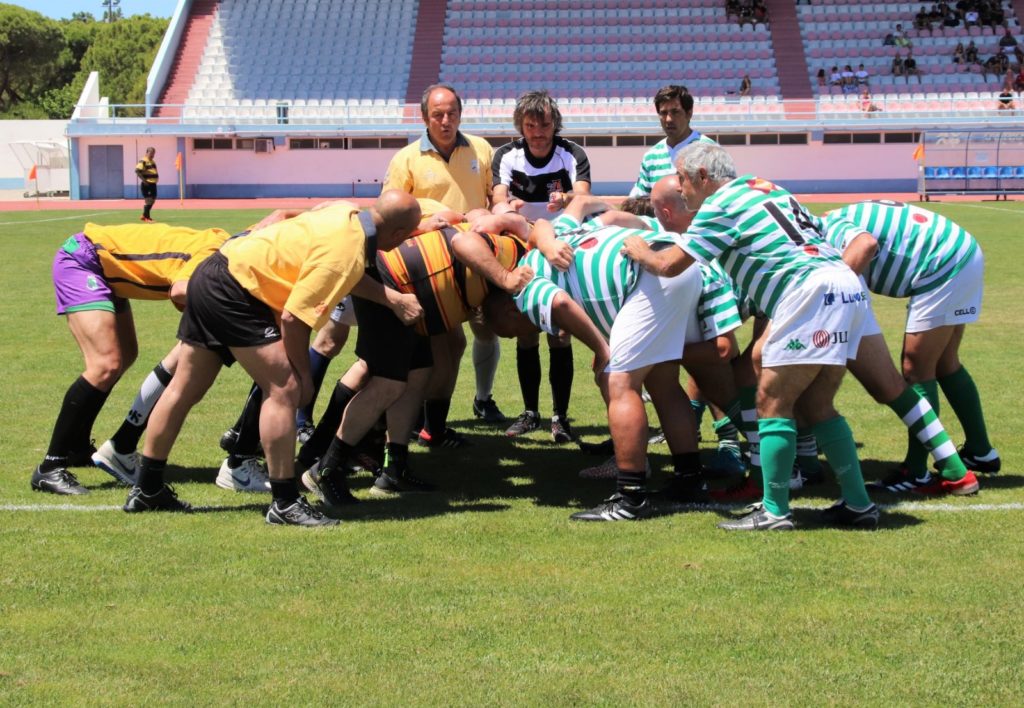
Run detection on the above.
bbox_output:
[903,381,938,475]
[739,386,760,478]
[758,417,796,516]
[938,365,992,456]
[713,415,740,442]
[796,428,822,473]
[723,398,745,437]
[887,387,966,481]
[814,416,872,510]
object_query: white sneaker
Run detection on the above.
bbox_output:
[216,457,271,493]
[579,456,652,480]
[91,439,137,485]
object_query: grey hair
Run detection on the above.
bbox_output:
[675,143,737,183]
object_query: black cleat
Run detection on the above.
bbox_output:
[266,496,339,526]
[302,465,359,506]
[370,467,435,497]
[296,421,315,445]
[551,415,575,443]
[472,396,507,424]
[505,410,540,437]
[123,484,191,513]
[418,427,469,448]
[657,473,711,504]
[31,466,88,495]
[958,446,1001,474]
[718,503,794,531]
[219,427,239,453]
[570,492,652,521]
[867,466,932,494]
[820,500,880,530]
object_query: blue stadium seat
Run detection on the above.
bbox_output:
[1015,166,1024,179]
[950,167,967,179]
[967,167,984,179]
[982,166,998,179]
[934,167,951,179]
[924,166,938,179]
[998,166,1015,179]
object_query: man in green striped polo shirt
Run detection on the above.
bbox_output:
[623,142,879,531]
[629,85,716,198]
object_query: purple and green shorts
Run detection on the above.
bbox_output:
[52,233,126,315]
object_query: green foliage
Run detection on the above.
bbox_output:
[0,4,63,111]
[0,5,168,119]
[0,203,1022,703]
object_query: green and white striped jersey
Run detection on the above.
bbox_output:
[822,200,979,298]
[682,175,855,319]
[629,132,717,197]
[546,213,741,338]
[515,225,680,338]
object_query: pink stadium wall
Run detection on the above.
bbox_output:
[72,136,921,199]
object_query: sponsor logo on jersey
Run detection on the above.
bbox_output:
[784,338,806,351]
[802,244,819,256]
[813,330,848,348]
[822,293,836,306]
[954,306,977,316]
[841,291,867,304]
[264,327,279,339]
[579,237,598,249]
[470,160,479,174]
[86,275,99,291]
[746,178,777,194]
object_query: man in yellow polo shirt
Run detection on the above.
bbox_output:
[124,190,421,527]
[384,83,505,445]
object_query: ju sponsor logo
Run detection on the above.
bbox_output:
[784,338,806,351]
[813,330,848,348]
[954,306,977,317]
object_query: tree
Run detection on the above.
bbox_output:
[77,15,168,107]
[0,4,63,111]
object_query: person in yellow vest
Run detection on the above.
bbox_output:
[31,221,231,496]
[135,147,159,222]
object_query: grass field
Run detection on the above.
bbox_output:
[1,202,1022,705]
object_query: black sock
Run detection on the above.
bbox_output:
[616,469,647,504]
[232,386,263,459]
[43,376,109,471]
[298,347,332,426]
[423,398,451,437]
[385,442,409,471]
[111,362,174,453]
[136,455,167,494]
[320,436,355,476]
[516,345,542,413]
[548,344,574,419]
[671,452,703,477]
[299,382,356,464]
[270,478,300,505]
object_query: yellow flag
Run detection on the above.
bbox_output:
[912,143,925,162]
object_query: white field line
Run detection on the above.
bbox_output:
[952,203,1024,216]
[0,212,109,226]
[2,502,1023,513]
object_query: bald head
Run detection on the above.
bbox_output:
[651,175,693,233]
[373,190,422,251]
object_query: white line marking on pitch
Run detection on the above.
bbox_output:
[0,212,109,226]
[952,203,1024,216]
[2,502,1023,513]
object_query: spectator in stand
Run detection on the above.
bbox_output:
[841,64,857,94]
[966,39,979,65]
[752,1,768,26]
[914,6,933,33]
[739,74,752,97]
[860,87,882,114]
[892,52,906,78]
[987,3,1005,30]
[893,24,912,48]
[817,67,827,89]
[997,87,1016,111]
[953,41,966,70]
[943,7,960,28]
[904,51,922,82]
[999,28,1018,55]
[1014,65,1024,95]
[830,65,843,91]
[983,52,1009,81]
[964,8,980,28]
[856,63,871,87]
